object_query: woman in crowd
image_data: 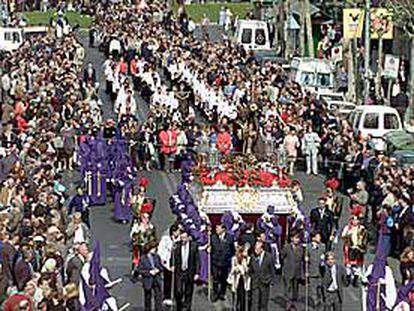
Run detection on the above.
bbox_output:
[227,244,251,311]
[400,246,414,285]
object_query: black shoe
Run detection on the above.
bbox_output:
[219,296,225,301]
[345,275,351,287]
[352,276,359,288]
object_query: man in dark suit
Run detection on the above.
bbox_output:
[171,230,199,311]
[310,197,335,251]
[211,223,235,302]
[306,231,325,309]
[249,239,276,311]
[138,240,163,311]
[321,252,347,311]
[281,232,304,309]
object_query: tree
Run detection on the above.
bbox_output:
[299,0,306,56]
[298,0,314,57]
[305,0,314,57]
[386,0,414,118]
[284,0,293,57]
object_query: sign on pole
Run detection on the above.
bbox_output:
[343,8,364,39]
[343,8,393,39]
[383,54,400,79]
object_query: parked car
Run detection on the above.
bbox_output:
[0,25,48,52]
[390,150,414,168]
[348,105,403,150]
[290,57,335,92]
[384,130,414,154]
[316,91,356,117]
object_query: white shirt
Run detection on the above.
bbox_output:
[109,39,121,53]
[157,235,173,270]
[181,242,190,271]
[327,264,338,291]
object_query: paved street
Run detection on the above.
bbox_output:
[78,29,398,310]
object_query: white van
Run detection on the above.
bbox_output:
[0,26,48,52]
[290,57,335,91]
[348,105,403,150]
[0,27,22,51]
[234,19,271,51]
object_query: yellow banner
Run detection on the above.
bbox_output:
[371,8,393,39]
[343,8,364,40]
[343,8,393,40]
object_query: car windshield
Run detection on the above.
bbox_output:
[300,72,315,86]
[317,73,331,87]
[320,95,345,102]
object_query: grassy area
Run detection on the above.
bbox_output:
[173,2,252,23]
[24,11,92,28]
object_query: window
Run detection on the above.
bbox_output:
[363,113,379,129]
[320,95,345,102]
[317,73,331,87]
[300,72,315,86]
[354,111,363,128]
[255,29,266,45]
[241,29,252,44]
[384,113,399,129]
[5,32,20,43]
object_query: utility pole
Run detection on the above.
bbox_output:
[363,0,371,103]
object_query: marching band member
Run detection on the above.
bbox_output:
[341,215,367,287]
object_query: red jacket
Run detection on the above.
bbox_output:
[117,61,128,74]
[217,131,232,155]
[159,129,178,154]
[130,59,138,75]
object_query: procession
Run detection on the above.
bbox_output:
[1,0,414,310]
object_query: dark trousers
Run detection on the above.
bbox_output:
[324,291,342,311]
[212,265,229,301]
[251,284,270,311]
[174,271,194,311]
[106,80,112,94]
[284,277,299,302]
[309,277,322,309]
[144,282,162,311]
[233,277,247,311]
[163,268,172,300]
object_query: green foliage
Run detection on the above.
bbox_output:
[385,0,414,37]
[24,10,92,28]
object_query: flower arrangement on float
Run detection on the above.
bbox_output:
[193,155,293,189]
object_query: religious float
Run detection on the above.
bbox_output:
[190,155,299,224]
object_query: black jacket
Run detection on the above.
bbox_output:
[171,241,199,278]
[249,251,275,289]
[211,233,235,268]
[310,208,334,243]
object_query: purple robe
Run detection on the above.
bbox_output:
[113,178,132,222]
[197,231,209,283]
[90,164,107,206]
[367,230,387,311]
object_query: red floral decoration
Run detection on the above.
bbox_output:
[325,178,340,190]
